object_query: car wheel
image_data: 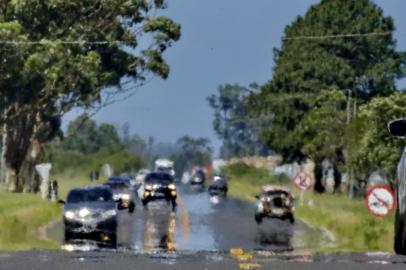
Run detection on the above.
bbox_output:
[255,213,263,224]
[171,199,177,212]
[287,213,295,224]
[128,202,135,213]
[394,207,406,254]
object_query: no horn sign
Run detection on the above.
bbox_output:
[365,184,396,217]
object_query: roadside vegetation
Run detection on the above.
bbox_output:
[225,162,394,252]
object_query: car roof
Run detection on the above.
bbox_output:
[69,185,112,193]
[261,185,291,193]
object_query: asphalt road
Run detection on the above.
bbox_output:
[47,184,330,252]
[8,184,404,269]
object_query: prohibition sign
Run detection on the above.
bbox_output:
[365,184,396,217]
[293,172,313,191]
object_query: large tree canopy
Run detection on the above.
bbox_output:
[0,0,181,191]
[251,0,405,163]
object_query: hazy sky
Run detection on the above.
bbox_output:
[63,0,406,152]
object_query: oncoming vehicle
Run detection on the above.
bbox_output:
[254,185,295,224]
[104,179,135,213]
[388,119,406,254]
[61,186,117,247]
[155,159,176,178]
[189,168,206,186]
[208,174,228,197]
[142,172,177,211]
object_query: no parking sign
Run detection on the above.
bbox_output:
[365,184,396,217]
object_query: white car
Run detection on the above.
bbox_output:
[155,159,175,178]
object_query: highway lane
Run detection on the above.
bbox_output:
[47,184,331,252]
[8,185,406,269]
[0,250,406,270]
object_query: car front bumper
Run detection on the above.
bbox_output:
[64,217,117,235]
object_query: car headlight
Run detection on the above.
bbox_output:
[168,184,176,190]
[145,184,153,190]
[102,209,117,218]
[121,194,131,201]
[64,210,75,220]
[78,208,90,218]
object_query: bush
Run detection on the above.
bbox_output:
[223,162,290,186]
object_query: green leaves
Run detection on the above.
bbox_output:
[251,0,405,167]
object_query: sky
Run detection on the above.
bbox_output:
[63,0,406,153]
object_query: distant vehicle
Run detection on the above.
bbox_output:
[189,168,206,186]
[388,119,406,254]
[142,172,177,211]
[208,174,228,197]
[135,169,151,186]
[155,159,176,178]
[104,180,135,213]
[254,185,295,224]
[61,186,118,247]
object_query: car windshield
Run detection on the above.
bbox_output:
[105,182,129,190]
[145,173,174,184]
[67,189,113,203]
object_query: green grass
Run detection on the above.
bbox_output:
[226,163,395,252]
[0,173,98,251]
[0,147,138,251]
[0,192,61,250]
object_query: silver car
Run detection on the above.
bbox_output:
[388,119,406,254]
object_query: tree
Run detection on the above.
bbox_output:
[170,136,213,175]
[349,92,406,184]
[63,114,123,154]
[208,84,269,158]
[252,0,405,164]
[0,0,181,191]
[296,90,347,191]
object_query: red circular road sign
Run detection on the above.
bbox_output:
[365,184,396,217]
[293,172,313,191]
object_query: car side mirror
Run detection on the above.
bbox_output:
[57,199,65,204]
[388,119,406,138]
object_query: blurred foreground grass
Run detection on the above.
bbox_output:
[0,175,89,251]
[226,162,394,252]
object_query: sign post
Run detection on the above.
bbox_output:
[365,184,396,217]
[293,172,313,206]
[35,163,52,200]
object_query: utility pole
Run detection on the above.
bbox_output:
[346,89,357,198]
[0,109,6,186]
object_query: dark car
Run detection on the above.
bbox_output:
[104,180,135,213]
[388,119,406,254]
[208,174,228,197]
[62,186,118,247]
[254,185,295,224]
[142,172,177,211]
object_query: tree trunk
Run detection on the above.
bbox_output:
[20,139,42,192]
[3,107,37,192]
[314,161,325,193]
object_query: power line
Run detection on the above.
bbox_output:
[283,31,392,40]
[0,40,136,45]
